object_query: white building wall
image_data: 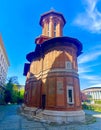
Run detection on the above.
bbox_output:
[82,88,101,100]
[0,35,9,87]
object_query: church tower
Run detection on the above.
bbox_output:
[35,10,66,44]
[40,10,66,37]
[23,10,85,123]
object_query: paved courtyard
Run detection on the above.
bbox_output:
[0,105,101,130]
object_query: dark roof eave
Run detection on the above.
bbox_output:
[26,36,83,62]
[26,52,34,62]
[23,63,30,76]
[41,36,83,56]
[40,11,66,26]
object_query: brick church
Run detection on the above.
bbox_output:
[23,10,85,123]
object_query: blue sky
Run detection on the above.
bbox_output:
[0,0,101,90]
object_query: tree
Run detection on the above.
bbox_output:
[4,90,11,103]
[4,76,24,104]
[86,94,93,103]
[6,76,19,85]
[81,92,88,102]
[17,88,24,104]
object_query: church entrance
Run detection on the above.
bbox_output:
[41,94,46,109]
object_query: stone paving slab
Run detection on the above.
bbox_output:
[0,105,101,130]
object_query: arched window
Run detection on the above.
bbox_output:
[65,61,72,69]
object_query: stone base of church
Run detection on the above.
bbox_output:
[20,105,85,124]
[42,110,85,123]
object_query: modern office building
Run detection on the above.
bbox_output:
[0,35,10,104]
[82,87,101,100]
[23,10,85,123]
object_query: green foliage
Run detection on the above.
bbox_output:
[17,88,24,104]
[4,76,24,104]
[4,90,12,103]
[82,103,101,112]
[94,100,101,104]
[86,94,93,103]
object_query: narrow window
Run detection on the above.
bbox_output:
[54,23,57,30]
[54,22,57,37]
[48,23,49,31]
[67,86,74,104]
[48,23,49,36]
[68,89,72,102]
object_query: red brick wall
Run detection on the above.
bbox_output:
[24,44,82,111]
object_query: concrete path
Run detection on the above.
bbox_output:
[0,105,101,130]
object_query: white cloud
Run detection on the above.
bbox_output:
[89,83,101,87]
[73,0,101,33]
[79,73,101,89]
[78,50,101,64]
[78,62,101,74]
[78,45,101,89]
[89,80,101,84]
[78,65,92,74]
[80,73,101,87]
[78,66,92,74]
[80,74,99,80]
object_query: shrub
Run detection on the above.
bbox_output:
[82,103,101,112]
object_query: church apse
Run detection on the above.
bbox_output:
[23,10,85,123]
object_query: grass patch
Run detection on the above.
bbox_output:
[95,100,101,104]
[82,103,101,112]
